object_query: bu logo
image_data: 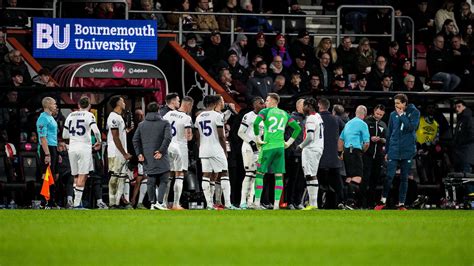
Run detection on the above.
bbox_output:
[36,23,70,50]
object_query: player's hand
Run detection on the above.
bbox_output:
[124,153,132,160]
[138,154,145,162]
[255,137,266,147]
[93,142,101,151]
[154,151,162,160]
[284,138,295,149]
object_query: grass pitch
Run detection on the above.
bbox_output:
[0,210,472,265]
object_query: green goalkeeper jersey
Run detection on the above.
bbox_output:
[253,107,301,150]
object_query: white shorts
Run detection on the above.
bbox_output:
[301,148,323,177]
[242,145,258,172]
[138,163,143,175]
[169,144,189,172]
[108,156,128,177]
[201,156,228,173]
[68,148,93,176]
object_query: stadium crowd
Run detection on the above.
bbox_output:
[0,0,473,210]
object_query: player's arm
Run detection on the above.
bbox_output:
[132,125,144,161]
[217,126,227,154]
[62,117,70,140]
[238,117,258,152]
[285,118,301,148]
[111,128,130,159]
[298,122,314,149]
[185,117,193,141]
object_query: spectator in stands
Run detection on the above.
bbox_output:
[462,24,474,49]
[367,55,394,91]
[5,49,32,85]
[194,0,219,31]
[166,0,197,31]
[238,0,273,32]
[456,2,474,34]
[272,75,287,95]
[394,7,412,54]
[315,37,337,65]
[290,30,317,69]
[342,0,370,34]
[427,34,460,91]
[356,38,376,75]
[412,0,436,45]
[354,74,368,91]
[307,73,322,92]
[400,74,419,91]
[289,53,311,86]
[435,0,459,34]
[203,30,227,71]
[438,19,458,47]
[284,98,306,210]
[9,70,23,88]
[159,93,180,117]
[396,58,424,92]
[287,73,306,96]
[229,33,249,68]
[362,104,387,208]
[33,68,54,87]
[268,55,289,81]
[0,0,28,27]
[318,98,345,208]
[94,3,115,19]
[138,0,167,29]
[248,32,273,67]
[271,34,292,69]
[333,104,349,124]
[315,52,332,91]
[379,74,393,92]
[246,61,273,101]
[375,94,420,210]
[37,96,59,208]
[217,68,242,100]
[450,35,472,88]
[247,55,263,78]
[183,34,206,63]
[366,8,392,36]
[0,90,27,145]
[381,41,406,73]
[226,50,248,83]
[217,0,241,33]
[114,0,132,19]
[332,74,349,92]
[288,1,306,33]
[336,36,358,77]
[452,100,474,173]
[0,31,8,65]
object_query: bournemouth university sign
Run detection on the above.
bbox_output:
[33,18,158,60]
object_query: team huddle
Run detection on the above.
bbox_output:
[62,92,331,210]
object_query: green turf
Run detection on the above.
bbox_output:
[0,210,473,265]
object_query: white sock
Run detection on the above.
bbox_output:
[273,200,280,210]
[307,180,319,207]
[202,178,212,207]
[249,177,255,205]
[67,195,73,204]
[162,177,172,205]
[210,181,215,204]
[115,177,125,205]
[173,176,184,206]
[240,174,252,206]
[124,179,130,203]
[73,186,84,207]
[108,175,118,206]
[221,177,231,207]
[215,182,222,205]
[138,179,147,204]
[254,196,261,208]
[96,199,104,205]
[381,197,387,204]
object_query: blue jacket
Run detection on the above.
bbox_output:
[386,104,420,160]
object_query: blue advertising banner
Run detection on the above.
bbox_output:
[33,18,158,60]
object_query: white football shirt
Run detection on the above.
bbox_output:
[304,113,324,150]
[106,112,127,158]
[195,110,226,158]
[63,110,98,150]
[163,110,192,146]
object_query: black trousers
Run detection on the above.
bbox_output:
[285,156,306,206]
[362,154,384,208]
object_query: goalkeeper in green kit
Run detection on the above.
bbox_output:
[253,93,301,210]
